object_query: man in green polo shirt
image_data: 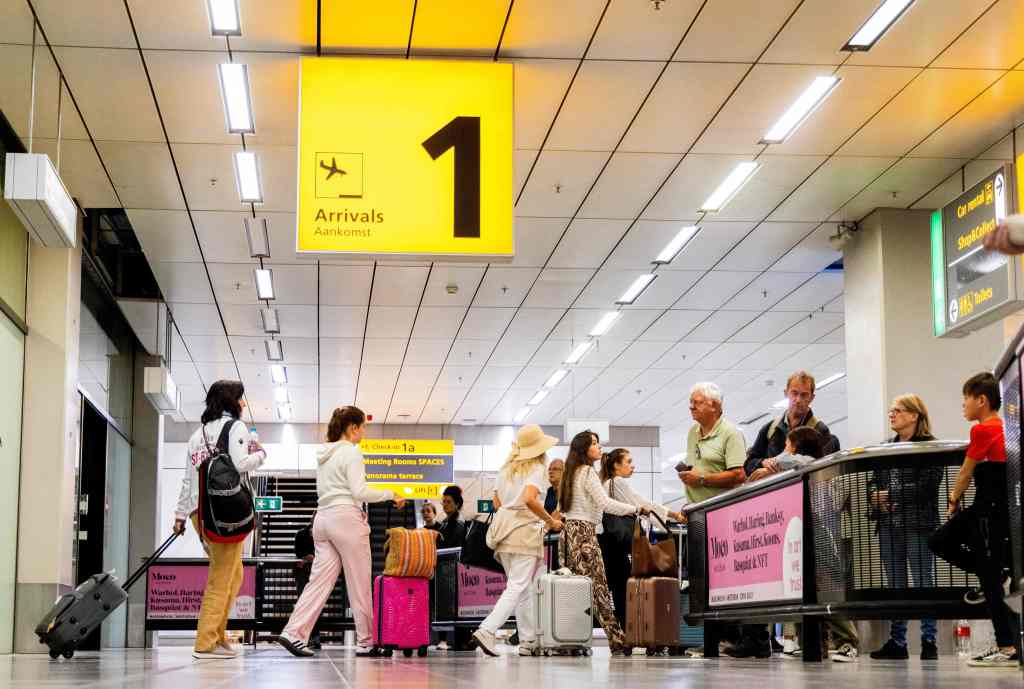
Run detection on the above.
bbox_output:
[679,381,747,503]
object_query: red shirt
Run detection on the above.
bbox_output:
[968,416,1007,510]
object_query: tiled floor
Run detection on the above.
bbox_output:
[4,646,1023,689]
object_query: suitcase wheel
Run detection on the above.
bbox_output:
[62,649,74,659]
[382,648,393,658]
[403,648,413,658]
[417,646,428,657]
[48,649,60,660]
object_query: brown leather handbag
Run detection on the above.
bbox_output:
[630,512,679,579]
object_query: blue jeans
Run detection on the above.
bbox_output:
[879,521,936,645]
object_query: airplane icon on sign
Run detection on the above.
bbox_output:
[319,156,346,180]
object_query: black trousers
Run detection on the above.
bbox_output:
[600,535,630,627]
[929,505,1018,648]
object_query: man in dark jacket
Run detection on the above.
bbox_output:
[745,370,840,479]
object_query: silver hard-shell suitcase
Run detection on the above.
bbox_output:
[535,569,593,656]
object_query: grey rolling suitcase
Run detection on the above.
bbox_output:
[36,532,179,659]
[536,569,593,656]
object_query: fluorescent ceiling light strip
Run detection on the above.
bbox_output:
[513,407,532,423]
[277,402,292,421]
[254,268,275,300]
[244,217,271,257]
[817,372,846,390]
[616,274,657,305]
[653,226,700,264]
[265,339,283,361]
[845,0,914,50]
[234,151,263,204]
[565,340,594,365]
[260,307,280,333]
[207,0,241,35]
[700,162,760,213]
[528,389,549,406]
[544,369,569,389]
[218,63,255,134]
[761,76,840,144]
[274,387,289,403]
[589,311,621,337]
[270,364,287,385]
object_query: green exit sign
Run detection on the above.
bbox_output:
[254,496,283,512]
[477,499,494,514]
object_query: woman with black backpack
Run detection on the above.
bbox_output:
[173,380,266,660]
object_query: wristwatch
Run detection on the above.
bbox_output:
[699,474,707,487]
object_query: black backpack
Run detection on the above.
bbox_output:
[198,420,256,543]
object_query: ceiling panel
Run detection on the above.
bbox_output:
[770,157,898,222]
[504,308,566,342]
[764,224,840,272]
[318,265,374,306]
[403,338,454,366]
[365,306,417,339]
[580,338,632,368]
[839,68,1004,157]
[312,306,366,339]
[209,262,317,305]
[97,142,184,209]
[321,0,409,53]
[728,311,808,343]
[713,155,828,222]
[698,342,761,370]
[510,217,568,267]
[773,271,844,312]
[515,150,609,216]
[732,342,805,371]
[410,307,465,340]
[674,271,755,310]
[684,310,761,343]
[642,153,742,221]
[930,0,1024,70]
[523,269,593,308]
[450,338,497,367]
[193,211,300,263]
[545,60,662,151]
[549,308,662,341]
[672,0,802,62]
[231,336,318,365]
[615,340,675,369]
[578,153,680,219]
[487,337,541,367]
[722,272,813,311]
[650,341,718,370]
[761,0,881,65]
[409,0,508,55]
[774,312,844,344]
[181,334,233,363]
[589,0,701,60]
[839,157,969,222]
[620,62,749,154]
[509,59,579,150]
[151,262,215,304]
[133,0,315,52]
[475,267,541,307]
[318,339,362,367]
[548,219,628,268]
[628,270,703,309]
[167,302,224,336]
[718,222,817,271]
[371,266,430,306]
[129,209,202,262]
[461,307,517,340]
[238,362,316,388]
[422,265,487,306]
[477,365,526,389]
[499,0,607,59]
[638,310,712,342]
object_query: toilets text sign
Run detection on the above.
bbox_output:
[705,482,804,608]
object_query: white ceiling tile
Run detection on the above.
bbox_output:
[449,338,497,367]
[773,272,844,312]
[695,342,762,371]
[614,340,675,369]
[209,263,317,305]
[151,262,215,304]
[549,307,661,341]
[395,366,443,389]
[684,310,760,342]
[422,265,487,306]
[717,222,817,271]
[319,265,374,306]
[366,306,416,339]
[194,362,241,384]
[774,312,845,344]
[500,1,607,58]
[180,334,233,364]
[486,337,538,367]
[760,0,880,65]
[772,225,842,272]
[318,339,362,367]
[167,302,223,336]
[819,325,846,345]
[728,311,809,344]
[505,309,566,342]
[143,50,232,146]
[515,149,537,198]
[512,365,564,390]
[771,157,899,222]
[582,338,632,367]
[509,59,579,149]
[628,271,703,309]
[519,268,591,308]
[672,0,802,62]
[129,209,201,262]
[475,267,541,307]
[133,0,314,52]
[839,68,1003,157]
[674,271,754,310]
[320,367,359,389]
[573,269,652,308]
[313,306,366,339]
[411,307,466,340]
[578,153,680,219]
[476,366,523,389]
[403,339,454,366]
[371,266,430,306]
[548,219,628,268]
[642,154,741,221]
[511,217,568,267]
[97,142,185,210]
[192,211,300,264]
[238,362,316,388]
[714,155,828,222]
[721,272,814,311]
[589,0,702,59]
[546,60,662,151]
[638,310,712,342]
[437,364,482,390]
[838,157,969,223]
[515,150,609,217]
[461,308,517,339]
[733,342,805,371]
[230,336,318,365]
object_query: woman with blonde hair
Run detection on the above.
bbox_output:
[472,425,563,657]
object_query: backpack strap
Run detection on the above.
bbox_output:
[215,418,237,455]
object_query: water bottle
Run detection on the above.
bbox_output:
[248,427,260,454]
[956,619,972,657]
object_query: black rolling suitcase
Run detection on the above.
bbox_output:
[36,532,179,659]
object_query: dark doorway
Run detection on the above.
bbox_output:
[74,399,109,651]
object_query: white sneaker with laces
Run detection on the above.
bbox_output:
[473,628,499,657]
[968,647,1021,668]
[782,639,801,658]
[217,641,240,657]
[192,645,237,660]
[832,644,858,663]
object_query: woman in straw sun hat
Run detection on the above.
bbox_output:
[472,425,564,657]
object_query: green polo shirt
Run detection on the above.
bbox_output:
[685,416,747,503]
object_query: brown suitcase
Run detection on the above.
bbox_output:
[625,577,680,649]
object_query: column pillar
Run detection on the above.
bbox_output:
[14,241,81,653]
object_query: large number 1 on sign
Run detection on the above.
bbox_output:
[422,117,481,238]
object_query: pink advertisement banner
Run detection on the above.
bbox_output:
[457,563,507,618]
[147,563,257,619]
[706,481,803,607]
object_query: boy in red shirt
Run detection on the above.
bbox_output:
[928,372,1019,668]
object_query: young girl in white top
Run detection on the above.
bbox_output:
[599,448,683,628]
[277,406,405,657]
[559,431,646,655]
[472,425,563,657]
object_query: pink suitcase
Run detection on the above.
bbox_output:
[372,575,430,657]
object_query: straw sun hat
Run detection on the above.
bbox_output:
[511,424,558,461]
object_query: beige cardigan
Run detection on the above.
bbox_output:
[485,509,545,558]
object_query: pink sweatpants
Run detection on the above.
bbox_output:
[282,504,373,645]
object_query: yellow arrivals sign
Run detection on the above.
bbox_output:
[360,438,455,500]
[297,58,514,259]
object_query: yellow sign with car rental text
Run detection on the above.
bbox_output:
[297,58,513,259]
[360,439,455,500]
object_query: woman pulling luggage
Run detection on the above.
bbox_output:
[276,406,405,657]
[472,424,563,657]
[599,449,683,629]
[559,431,647,656]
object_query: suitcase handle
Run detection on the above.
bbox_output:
[123,532,180,591]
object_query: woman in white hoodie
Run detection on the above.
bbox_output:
[277,406,404,657]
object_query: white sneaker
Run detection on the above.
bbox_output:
[782,639,801,658]
[519,643,540,657]
[968,647,1021,668]
[192,646,236,660]
[832,644,858,663]
[217,641,240,657]
[473,629,499,657]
